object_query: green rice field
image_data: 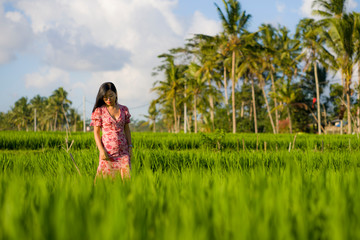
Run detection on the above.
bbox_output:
[0,131,359,240]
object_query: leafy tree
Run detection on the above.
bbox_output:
[271,80,300,134]
[185,62,210,133]
[215,0,251,133]
[258,24,281,133]
[144,100,159,132]
[49,87,72,131]
[312,0,348,19]
[10,97,31,131]
[296,18,333,134]
[324,13,357,133]
[152,53,186,133]
[30,95,48,131]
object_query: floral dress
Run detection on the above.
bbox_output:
[90,104,131,179]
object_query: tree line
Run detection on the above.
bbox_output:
[147,0,360,134]
[0,87,83,131]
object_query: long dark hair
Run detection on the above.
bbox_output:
[92,82,118,112]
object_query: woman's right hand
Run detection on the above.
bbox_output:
[100,149,110,160]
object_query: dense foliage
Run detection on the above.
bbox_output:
[149,0,360,134]
[0,87,83,132]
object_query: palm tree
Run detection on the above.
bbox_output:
[68,108,81,132]
[312,0,354,134]
[181,34,223,132]
[312,0,347,19]
[276,26,301,92]
[195,34,222,131]
[144,100,159,132]
[215,0,251,133]
[30,95,47,131]
[216,33,235,131]
[217,33,232,107]
[186,62,211,133]
[271,80,299,133]
[258,24,281,133]
[0,112,12,130]
[296,18,333,134]
[323,13,356,134]
[11,97,31,131]
[237,41,264,134]
[271,26,301,133]
[152,53,186,133]
[50,87,72,131]
[354,12,360,132]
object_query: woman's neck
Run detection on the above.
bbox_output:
[106,103,117,110]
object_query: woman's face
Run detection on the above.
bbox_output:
[103,90,117,107]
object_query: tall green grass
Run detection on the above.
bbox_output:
[1,131,360,151]
[0,132,359,239]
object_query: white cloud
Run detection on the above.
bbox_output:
[276,2,286,13]
[45,30,131,71]
[85,64,155,106]
[347,0,358,11]
[0,5,33,64]
[5,11,23,22]
[300,0,314,17]
[1,0,223,118]
[15,0,184,72]
[301,0,358,17]
[149,0,183,36]
[185,11,222,39]
[25,67,70,88]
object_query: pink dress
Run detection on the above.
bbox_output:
[90,104,131,179]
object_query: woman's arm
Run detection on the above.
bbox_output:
[124,123,132,156]
[94,126,108,160]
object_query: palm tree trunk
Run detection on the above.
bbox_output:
[260,80,275,133]
[249,103,252,119]
[54,111,58,131]
[241,102,244,118]
[184,82,187,133]
[251,76,258,134]
[173,98,177,133]
[153,117,156,132]
[231,50,236,133]
[322,104,327,134]
[224,66,231,129]
[178,115,181,133]
[287,107,293,134]
[48,119,51,131]
[270,67,279,134]
[187,115,191,133]
[314,62,321,135]
[241,78,247,119]
[346,77,352,134]
[208,80,215,131]
[340,72,345,135]
[209,96,215,131]
[224,66,228,105]
[357,62,360,133]
[194,94,198,133]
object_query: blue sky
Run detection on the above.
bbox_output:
[0,0,359,122]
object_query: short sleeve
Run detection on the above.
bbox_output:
[124,106,131,124]
[90,107,102,127]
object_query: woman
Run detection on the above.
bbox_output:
[90,82,132,180]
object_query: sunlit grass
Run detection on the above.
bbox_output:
[0,132,359,240]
